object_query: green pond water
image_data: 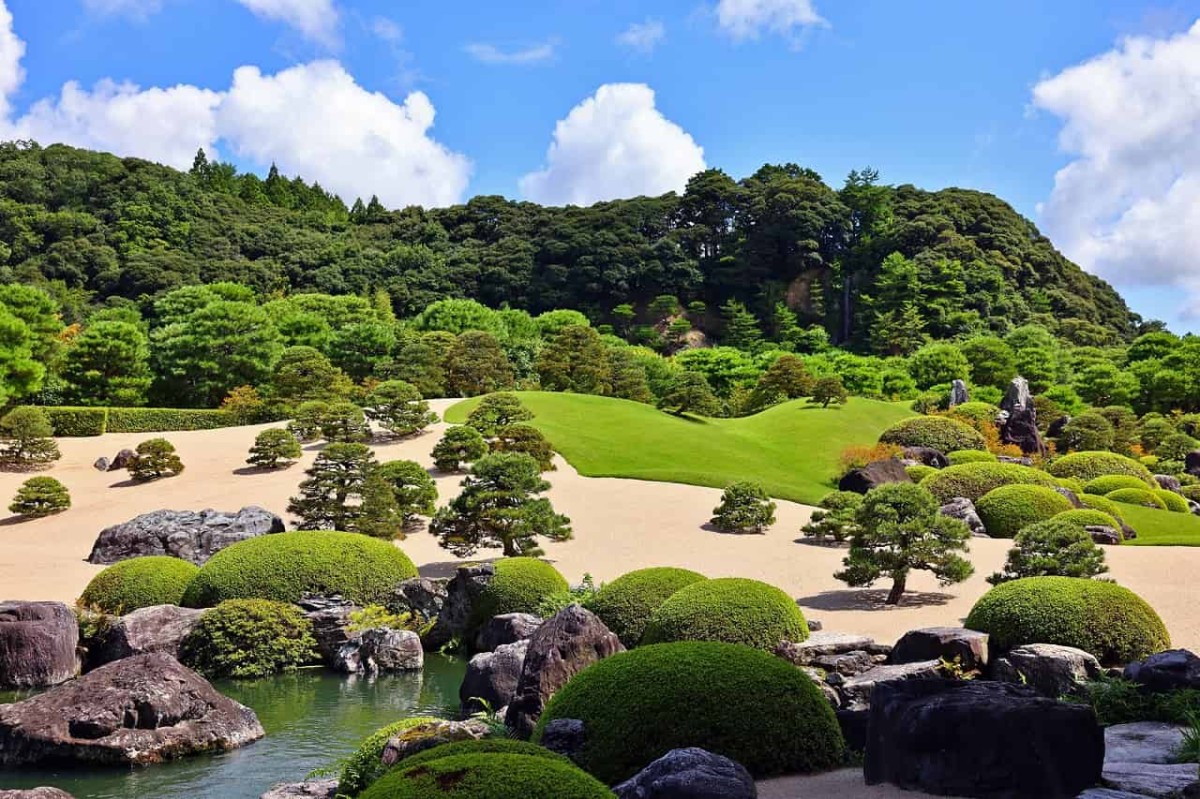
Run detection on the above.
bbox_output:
[0,655,466,799]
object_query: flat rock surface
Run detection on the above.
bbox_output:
[1105,722,1186,765]
[1102,761,1198,798]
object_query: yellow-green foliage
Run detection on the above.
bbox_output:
[338,716,440,795]
[79,556,199,614]
[965,576,1170,664]
[585,567,707,647]
[1106,488,1168,510]
[1049,452,1155,484]
[879,416,987,453]
[976,484,1074,538]
[1153,489,1190,514]
[1054,508,1123,532]
[1077,493,1125,521]
[360,753,615,799]
[905,464,938,482]
[1085,475,1153,496]
[179,599,318,679]
[641,577,808,651]
[471,558,568,628]
[947,449,997,465]
[920,461,1060,504]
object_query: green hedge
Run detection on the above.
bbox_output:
[360,753,615,799]
[641,577,808,651]
[976,484,1074,538]
[35,407,108,436]
[79,556,199,614]
[338,716,440,796]
[182,531,417,608]
[1153,489,1190,514]
[585,567,707,648]
[1084,475,1153,496]
[27,406,238,436]
[471,558,568,630]
[878,416,987,453]
[1077,493,1125,521]
[920,461,1061,504]
[947,449,997,465]
[1106,488,1167,510]
[534,641,845,783]
[1049,452,1155,484]
[964,576,1170,664]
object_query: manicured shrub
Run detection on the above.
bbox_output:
[964,576,1170,664]
[0,407,60,467]
[127,437,184,480]
[105,408,235,433]
[1056,476,1087,496]
[878,416,986,453]
[988,519,1108,585]
[975,484,1074,538]
[1048,451,1155,484]
[360,753,614,799]
[179,598,318,679]
[534,641,845,783]
[585,567,707,648]
[338,716,440,796]
[8,476,70,517]
[1054,508,1123,531]
[79,556,199,614]
[491,423,555,471]
[246,427,302,469]
[1077,493,1125,521]
[287,400,328,443]
[1058,411,1116,453]
[1085,475,1152,496]
[920,461,1061,503]
[1106,488,1167,509]
[1153,489,1190,513]
[1156,432,1200,462]
[801,490,863,543]
[641,577,807,650]
[288,442,378,531]
[365,380,437,436]
[905,464,938,482]
[465,392,533,437]
[182,531,417,608]
[319,401,371,443]
[397,739,570,771]
[37,407,108,436]
[947,402,1000,426]
[947,449,997,465]
[709,481,777,533]
[375,459,438,525]
[432,425,488,472]
[470,558,568,629]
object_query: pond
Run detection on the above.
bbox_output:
[0,655,467,799]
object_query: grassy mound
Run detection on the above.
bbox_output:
[360,753,615,799]
[1085,475,1152,496]
[964,576,1170,664]
[182,531,417,608]
[1077,493,1125,521]
[920,461,1060,504]
[397,740,570,771]
[585,567,707,647]
[471,558,568,628]
[79,556,199,614]
[1153,489,1190,513]
[878,416,987,453]
[1049,452,1155,484]
[445,393,913,504]
[641,577,808,650]
[533,641,844,783]
[976,484,1074,538]
[1054,508,1123,531]
[1106,488,1167,510]
[337,716,441,796]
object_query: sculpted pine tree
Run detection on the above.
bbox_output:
[0,407,60,468]
[657,372,722,417]
[9,476,71,518]
[491,424,555,471]
[356,469,406,540]
[375,459,438,527]
[287,443,377,531]
[287,400,329,443]
[128,438,185,481]
[271,346,353,403]
[246,428,302,469]
[536,325,612,394]
[710,482,777,533]
[465,393,534,437]
[318,402,371,443]
[365,380,437,436]
[810,375,849,408]
[429,452,571,557]
[988,519,1108,585]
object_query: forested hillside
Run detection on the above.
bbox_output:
[0,141,1137,348]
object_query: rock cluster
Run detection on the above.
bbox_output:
[85,604,205,669]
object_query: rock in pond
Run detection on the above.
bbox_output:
[334,628,423,674]
[298,595,359,669]
[87,506,285,565]
[86,604,205,669]
[0,601,79,689]
[475,612,541,652]
[461,639,529,713]
[0,653,264,766]
[423,564,494,650]
[613,747,756,799]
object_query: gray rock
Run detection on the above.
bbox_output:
[393,577,448,629]
[540,718,586,761]
[92,457,110,472]
[259,779,337,799]
[1155,474,1183,493]
[335,628,422,674]
[423,564,494,650]
[0,601,79,689]
[379,718,490,767]
[949,379,970,407]
[298,595,359,669]
[0,653,263,766]
[774,632,878,667]
[87,507,285,565]
[1105,722,1186,765]
[890,627,988,672]
[806,618,823,632]
[1055,487,1085,508]
[86,604,205,669]
[841,660,942,710]
[614,747,756,799]
[1088,526,1124,546]
[991,643,1101,698]
[475,613,541,652]
[1076,790,1154,799]
[839,460,912,494]
[939,498,986,537]
[0,790,76,799]
[1102,762,1199,798]
[999,377,1047,457]
[902,447,949,468]
[505,605,624,738]
[461,639,528,713]
[811,650,876,677]
[1124,649,1200,692]
[108,449,136,471]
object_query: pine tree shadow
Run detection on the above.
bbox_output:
[795,589,953,612]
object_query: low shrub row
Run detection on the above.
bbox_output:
[27,406,237,436]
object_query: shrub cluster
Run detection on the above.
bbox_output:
[585,567,707,648]
[79,556,199,614]
[1084,475,1151,496]
[920,461,1061,503]
[179,598,318,679]
[360,753,613,799]
[337,716,440,796]
[1048,451,1155,484]
[1105,488,1167,509]
[905,464,938,482]
[127,438,184,480]
[988,519,1109,585]
[641,577,808,650]
[975,484,1074,538]
[878,416,987,453]
[709,481,777,533]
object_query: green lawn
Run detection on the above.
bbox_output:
[1118,503,1200,546]
[444,392,914,504]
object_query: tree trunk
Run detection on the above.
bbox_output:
[886,574,907,605]
[502,538,517,557]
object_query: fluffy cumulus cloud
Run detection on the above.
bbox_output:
[616,19,666,53]
[519,83,706,206]
[715,0,826,40]
[1033,20,1200,314]
[0,0,23,117]
[234,0,340,48]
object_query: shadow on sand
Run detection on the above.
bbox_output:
[796,588,953,612]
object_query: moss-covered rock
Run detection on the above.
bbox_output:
[585,567,707,647]
[338,716,440,796]
[640,577,807,651]
[79,556,199,614]
[360,753,615,799]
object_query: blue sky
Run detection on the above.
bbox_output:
[2,0,1200,331]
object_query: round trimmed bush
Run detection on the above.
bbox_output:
[964,577,1170,664]
[1153,489,1190,513]
[179,598,318,679]
[1106,488,1167,510]
[338,716,440,796]
[879,416,986,453]
[976,484,1074,538]
[397,739,570,771]
[533,641,845,783]
[920,461,1061,504]
[905,464,938,483]
[360,753,614,799]
[641,577,808,650]
[947,402,1000,426]
[1054,508,1123,531]
[79,556,199,614]
[1049,451,1155,484]
[585,567,707,648]
[471,558,568,627]
[181,531,417,608]
[947,449,997,465]
[1085,475,1152,496]
[1077,493,1125,521]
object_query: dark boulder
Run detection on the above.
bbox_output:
[0,602,79,689]
[902,447,949,468]
[540,718,587,761]
[298,595,358,669]
[837,708,870,753]
[864,679,1103,798]
[839,460,912,495]
[461,639,528,713]
[940,498,987,537]
[108,449,136,471]
[998,377,1047,457]
[334,629,422,674]
[393,577,448,628]
[475,613,541,652]
[87,507,285,565]
[774,632,884,667]
[1088,526,1124,546]
[92,457,110,472]
[86,604,205,669]
[0,653,263,766]
[423,563,494,650]
[841,660,942,710]
[991,644,1101,698]
[1124,649,1200,693]
[505,605,624,738]
[1046,416,1071,440]
[613,747,756,799]
[890,627,989,672]
[1187,451,1200,479]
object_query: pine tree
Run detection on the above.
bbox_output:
[246,428,302,469]
[720,299,763,352]
[771,303,803,350]
[0,407,60,468]
[356,469,406,539]
[287,443,377,531]
[128,438,184,481]
[9,476,70,518]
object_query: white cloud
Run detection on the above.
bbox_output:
[81,0,163,17]
[217,61,470,207]
[234,0,340,49]
[464,40,556,65]
[1033,20,1200,313]
[0,0,24,118]
[371,16,402,43]
[519,83,705,206]
[616,19,665,53]
[715,0,826,40]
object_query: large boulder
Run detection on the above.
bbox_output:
[1124,649,1200,692]
[393,577,448,628]
[87,507,285,565]
[540,718,587,760]
[774,632,883,667]
[379,718,491,767]
[108,449,136,471]
[0,602,79,689]
[949,379,970,407]
[991,643,1101,698]
[613,747,756,799]
[259,780,337,799]
[475,613,541,652]
[864,679,1103,798]
[940,498,986,537]
[334,628,422,674]
[0,791,75,799]
[86,604,205,669]
[423,564,494,650]
[92,456,110,472]
[840,660,942,711]
[1105,722,1185,765]
[504,604,625,738]
[902,447,949,468]
[0,653,263,766]
[460,639,529,713]
[890,627,989,672]
[1102,762,1199,797]
[998,377,1047,457]
[298,595,359,669]
[838,460,912,494]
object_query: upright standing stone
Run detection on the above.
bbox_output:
[0,602,79,689]
[949,379,970,407]
[999,377,1047,456]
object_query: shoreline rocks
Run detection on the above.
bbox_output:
[0,601,79,689]
[85,604,205,670]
